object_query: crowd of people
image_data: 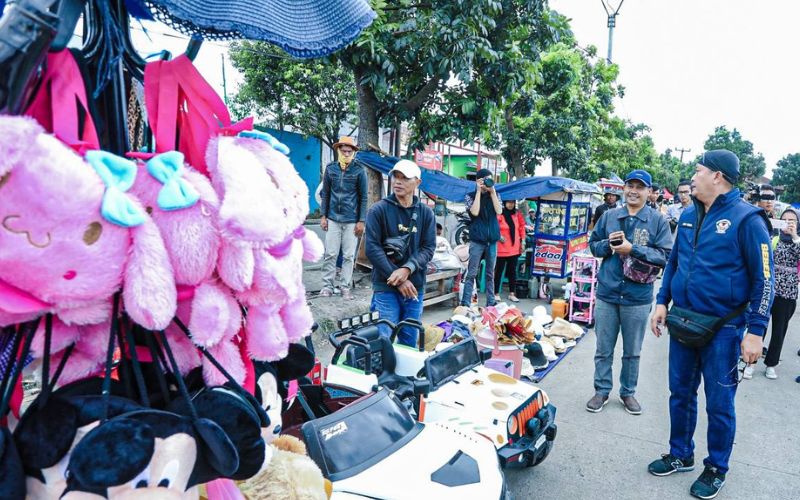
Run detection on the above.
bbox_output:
[317,137,797,499]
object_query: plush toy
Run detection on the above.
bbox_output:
[62,408,238,499]
[0,116,176,332]
[128,151,245,385]
[237,434,330,500]
[206,133,322,361]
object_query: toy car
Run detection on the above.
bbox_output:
[300,388,509,499]
[324,316,558,468]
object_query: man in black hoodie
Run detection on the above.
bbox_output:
[365,159,436,347]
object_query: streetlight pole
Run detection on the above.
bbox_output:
[602,0,625,63]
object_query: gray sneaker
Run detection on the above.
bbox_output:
[585,393,609,413]
[619,395,642,415]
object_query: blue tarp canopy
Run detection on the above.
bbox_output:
[355,151,600,203]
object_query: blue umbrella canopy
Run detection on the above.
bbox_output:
[130,0,376,58]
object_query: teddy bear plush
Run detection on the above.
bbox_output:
[237,435,330,500]
[128,150,246,385]
[0,116,177,332]
[206,132,322,361]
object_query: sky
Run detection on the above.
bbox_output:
[549,0,800,175]
[90,2,800,177]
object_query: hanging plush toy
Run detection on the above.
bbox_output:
[206,132,322,361]
[0,117,177,332]
[128,150,246,385]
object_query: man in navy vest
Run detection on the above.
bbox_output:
[648,150,774,500]
[460,168,502,306]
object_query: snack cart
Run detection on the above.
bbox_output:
[526,183,598,301]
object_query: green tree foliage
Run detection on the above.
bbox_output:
[773,153,800,203]
[228,43,357,149]
[651,149,694,192]
[701,126,766,184]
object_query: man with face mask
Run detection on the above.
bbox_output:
[319,136,368,299]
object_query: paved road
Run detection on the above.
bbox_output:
[468,307,800,500]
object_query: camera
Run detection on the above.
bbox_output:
[483,177,494,188]
[744,181,761,204]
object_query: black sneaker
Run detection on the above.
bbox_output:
[690,466,726,499]
[648,453,695,476]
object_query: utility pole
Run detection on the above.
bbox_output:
[674,147,691,163]
[602,0,625,63]
[221,53,228,106]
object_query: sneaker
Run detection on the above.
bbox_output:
[765,366,777,379]
[341,288,353,300]
[648,453,695,476]
[585,393,609,413]
[742,365,754,380]
[507,294,520,303]
[690,466,726,499]
[619,395,642,415]
[319,288,333,297]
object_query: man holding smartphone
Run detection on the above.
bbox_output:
[586,170,673,416]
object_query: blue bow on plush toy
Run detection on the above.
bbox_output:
[85,151,147,227]
[238,130,291,156]
[146,151,200,211]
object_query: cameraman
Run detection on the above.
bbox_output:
[460,168,503,307]
[365,160,436,347]
[757,184,777,218]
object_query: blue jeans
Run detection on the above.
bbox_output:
[370,290,424,347]
[460,241,497,307]
[669,324,742,474]
[593,299,651,397]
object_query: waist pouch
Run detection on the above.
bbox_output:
[666,303,748,348]
[622,255,662,284]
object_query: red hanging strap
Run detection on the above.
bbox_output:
[24,50,100,150]
[144,55,252,177]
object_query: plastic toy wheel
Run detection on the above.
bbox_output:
[530,440,554,467]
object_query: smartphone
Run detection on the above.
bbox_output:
[771,218,788,230]
[610,238,623,246]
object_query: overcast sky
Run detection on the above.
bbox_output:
[550,0,800,174]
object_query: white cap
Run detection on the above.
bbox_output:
[390,159,422,180]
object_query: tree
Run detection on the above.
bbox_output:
[773,153,800,203]
[229,42,357,150]
[702,126,766,184]
[336,0,509,201]
[651,149,693,192]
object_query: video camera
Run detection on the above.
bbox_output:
[744,181,762,204]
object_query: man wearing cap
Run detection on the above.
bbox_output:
[319,136,369,299]
[365,160,436,346]
[460,169,503,307]
[587,169,672,416]
[592,188,621,228]
[648,150,774,499]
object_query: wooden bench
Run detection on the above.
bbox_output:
[423,269,460,308]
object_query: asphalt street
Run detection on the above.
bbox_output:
[445,300,800,500]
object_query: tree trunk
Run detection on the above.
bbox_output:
[354,65,383,207]
[353,65,382,271]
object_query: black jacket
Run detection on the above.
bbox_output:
[365,194,436,293]
[319,161,368,223]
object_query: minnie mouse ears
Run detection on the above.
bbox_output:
[254,343,314,384]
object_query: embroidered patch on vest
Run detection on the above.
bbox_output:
[715,219,731,234]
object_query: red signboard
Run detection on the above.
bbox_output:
[415,145,443,171]
[533,238,566,272]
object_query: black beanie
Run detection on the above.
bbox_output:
[699,150,740,184]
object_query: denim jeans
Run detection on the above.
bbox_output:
[460,241,497,306]
[370,290,424,347]
[669,324,742,474]
[593,299,651,397]
[322,220,358,291]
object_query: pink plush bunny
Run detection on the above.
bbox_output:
[0,117,176,334]
[206,133,322,361]
[128,151,246,385]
